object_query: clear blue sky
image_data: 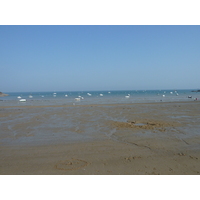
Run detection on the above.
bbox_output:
[1,25,200,92]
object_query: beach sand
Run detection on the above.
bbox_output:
[0,101,200,175]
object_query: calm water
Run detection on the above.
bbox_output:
[0,89,199,106]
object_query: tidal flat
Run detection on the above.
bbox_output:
[0,101,200,175]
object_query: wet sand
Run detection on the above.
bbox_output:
[0,101,200,175]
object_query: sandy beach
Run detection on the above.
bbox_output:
[0,101,200,175]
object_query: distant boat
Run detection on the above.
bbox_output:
[29,95,33,98]
[19,99,26,102]
[17,96,21,99]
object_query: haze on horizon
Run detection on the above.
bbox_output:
[1,25,200,93]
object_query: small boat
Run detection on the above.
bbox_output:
[19,99,26,102]
[75,97,81,101]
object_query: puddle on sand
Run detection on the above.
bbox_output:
[170,115,190,119]
[134,123,146,126]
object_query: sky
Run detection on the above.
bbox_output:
[1,25,200,92]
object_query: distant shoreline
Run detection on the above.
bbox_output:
[0,92,8,97]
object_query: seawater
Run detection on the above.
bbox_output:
[0,89,199,107]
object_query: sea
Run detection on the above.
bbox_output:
[1,89,199,107]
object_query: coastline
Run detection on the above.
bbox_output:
[1,101,200,175]
[0,92,8,97]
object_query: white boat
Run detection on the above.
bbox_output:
[125,94,130,98]
[19,99,26,102]
[75,97,81,101]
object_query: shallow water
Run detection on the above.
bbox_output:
[1,101,200,150]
